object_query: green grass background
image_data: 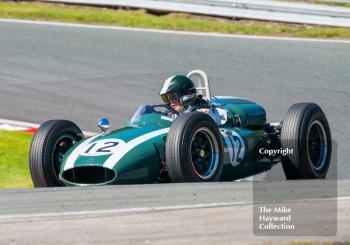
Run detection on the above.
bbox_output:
[0,1,350,38]
[0,130,33,188]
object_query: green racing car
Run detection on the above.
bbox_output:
[29,70,332,187]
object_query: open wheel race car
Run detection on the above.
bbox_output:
[29,70,332,187]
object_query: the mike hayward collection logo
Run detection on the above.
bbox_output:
[257,205,295,231]
[258,147,294,157]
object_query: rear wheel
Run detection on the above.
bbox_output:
[29,120,84,187]
[165,112,224,182]
[280,103,332,179]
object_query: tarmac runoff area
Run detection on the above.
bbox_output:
[0,180,349,244]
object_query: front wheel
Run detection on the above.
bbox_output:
[29,120,84,187]
[165,112,224,182]
[280,103,332,179]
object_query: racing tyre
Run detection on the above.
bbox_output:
[29,120,84,187]
[280,103,332,179]
[166,112,224,182]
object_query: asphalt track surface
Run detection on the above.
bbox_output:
[0,20,350,243]
[0,181,349,244]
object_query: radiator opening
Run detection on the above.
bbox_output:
[62,166,115,184]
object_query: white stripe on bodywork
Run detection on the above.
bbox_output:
[103,128,169,169]
[160,116,173,121]
[220,131,234,164]
[64,135,100,171]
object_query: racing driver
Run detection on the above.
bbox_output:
[159,75,210,115]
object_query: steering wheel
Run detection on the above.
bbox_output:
[151,104,179,116]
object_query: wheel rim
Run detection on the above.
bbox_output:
[307,120,328,171]
[190,127,219,180]
[52,135,76,178]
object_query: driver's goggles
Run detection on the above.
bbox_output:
[161,91,182,105]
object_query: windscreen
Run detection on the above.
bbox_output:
[125,105,176,127]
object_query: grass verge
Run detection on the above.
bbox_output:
[276,243,350,245]
[0,1,350,38]
[0,130,33,188]
[285,0,350,8]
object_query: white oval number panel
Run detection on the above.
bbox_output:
[80,139,125,156]
[221,130,246,166]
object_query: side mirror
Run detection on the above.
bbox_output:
[98,118,110,133]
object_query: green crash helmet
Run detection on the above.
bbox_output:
[160,75,197,107]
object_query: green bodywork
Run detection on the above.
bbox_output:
[59,96,272,186]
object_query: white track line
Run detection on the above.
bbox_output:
[0,119,40,129]
[0,201,248,221]
[0,118,97,137]
[1,18,350,43]
[1,196,349,222]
